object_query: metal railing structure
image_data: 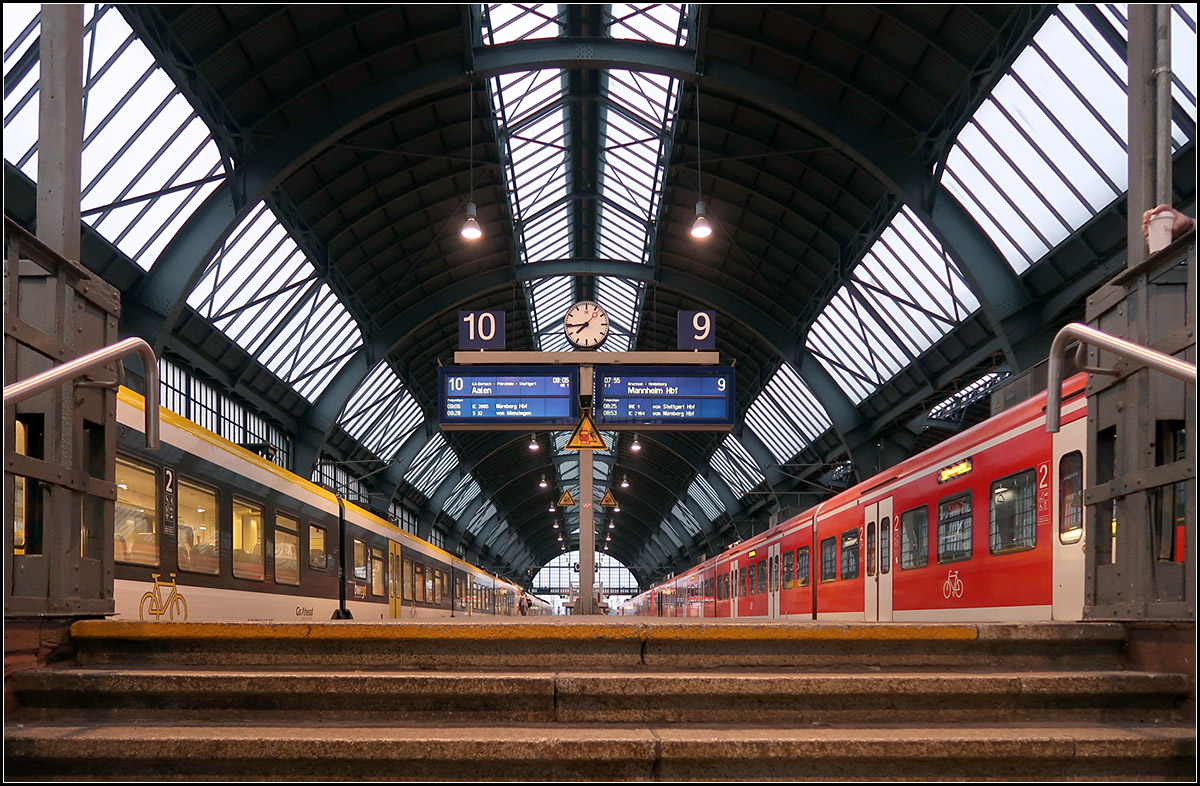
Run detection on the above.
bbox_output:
[1046,322,1196,433]
[1069,228,1195,621]
[4,336,160,448]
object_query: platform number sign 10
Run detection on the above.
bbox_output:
[677,310,716,349]
[458,310,505,349]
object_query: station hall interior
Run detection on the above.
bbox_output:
[3,3,1197,612]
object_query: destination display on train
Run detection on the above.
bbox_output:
[594,366,735,430]
[439,366,579,430]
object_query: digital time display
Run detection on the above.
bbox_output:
[439,366,579,430]
[593,366,735,430]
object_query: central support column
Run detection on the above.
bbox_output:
[578,436,596,615]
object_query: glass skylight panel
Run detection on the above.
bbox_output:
[671,500,703,536]
[443,475,481,520]
[806,208,978,404]
[3,4,45,174]
[404,432,459,500]
[187,201,363,402]
[482,4,565,45]
[465,501,498,539]
[928,371,1010,422]
[595,276,643,352]
[941,4,1197,274]
[596,69,678,264]
[3,5,226,271]
[529,275,574,351]
[745,361,833,463]
[607,4,690,46]
[336,360,424,460]
[491,67,571,266]
[689,475,724,522]
[710,434,765,498]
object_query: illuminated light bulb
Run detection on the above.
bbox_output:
[691,201,712,239]
[461,202,482,240]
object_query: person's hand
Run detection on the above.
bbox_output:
[1143,204,1195,242]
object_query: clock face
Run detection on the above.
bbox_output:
[563,301,610,349]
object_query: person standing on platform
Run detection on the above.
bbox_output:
[518,590,529,616]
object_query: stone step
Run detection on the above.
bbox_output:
[9,668,1191,725]
[6,721,1193,781]
[67,619,1130,671]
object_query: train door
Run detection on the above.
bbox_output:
[388,542,402,618]
[767,542,781,618]
[863,498,894,621]
[729,560,739,618]
[1052,413,1087,620]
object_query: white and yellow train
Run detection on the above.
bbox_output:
[114,387,549,621]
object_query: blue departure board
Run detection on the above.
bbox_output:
[439,366,579,430]
[594,366,735,430]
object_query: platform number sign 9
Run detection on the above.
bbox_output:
[678,310,716,349]
[458,310,505,349]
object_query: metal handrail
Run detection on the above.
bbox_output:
[1046,322,1196,433]
[3,336,159,448]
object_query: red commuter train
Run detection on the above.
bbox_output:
[620,374,1131,622]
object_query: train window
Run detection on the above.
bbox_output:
[426,567,437,602]
[937,492,973,564]
[866,522,876,577]
[900,506,928,569]
[757,560,767,593]
[350,538,365,582]
[371,548,385,596]
[820,537,837,582]
[989,469,1037,554]
[232,498,265,580]
[880,516,891,574]
[403,558,414,601]
[739,566,747,597]
[1059,451,1084,544]
[748,563,757,595]
[274,514,300,585]
[177,478,218,575]
[840,530,860,580]
[308,525,327,570]
[783,551,794,589]
[12,420,29,555]
[796,546,810,587]
[414,562,425,602]
[115,456,159,566]
[434,569,443,604]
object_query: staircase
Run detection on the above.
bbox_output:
[5,619,1195,781]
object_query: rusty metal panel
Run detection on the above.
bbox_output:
[5,218,120,618]
[1084,233,1195,622]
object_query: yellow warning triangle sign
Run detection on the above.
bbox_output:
[599,489,617,507]
[557,488,575,507]
[564,410,607,450]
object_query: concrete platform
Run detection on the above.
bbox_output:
[6,721,1193,781]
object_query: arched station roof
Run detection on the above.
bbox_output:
[4,4,1196,586]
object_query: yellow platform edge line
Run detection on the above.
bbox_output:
[69,620,980,643]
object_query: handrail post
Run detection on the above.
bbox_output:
[3,336,159,448]
[1046,322,1197,433]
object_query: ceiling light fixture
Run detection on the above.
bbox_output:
[620,474,629,489]
[631,433,641,452]
[528,433,538,451]
[691,83,711,240]
[462,79,482,241]
[539,474,548,488]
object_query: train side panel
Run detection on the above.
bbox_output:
[622,375,1089,624]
